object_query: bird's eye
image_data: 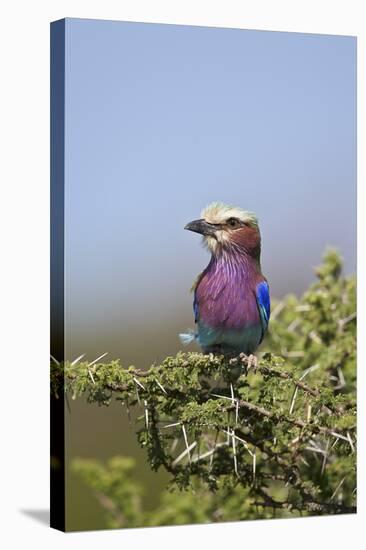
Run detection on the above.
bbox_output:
[227,217,240,228]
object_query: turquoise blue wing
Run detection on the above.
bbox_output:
[255,280,270,342]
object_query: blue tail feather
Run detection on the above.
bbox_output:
[179,329,197,345]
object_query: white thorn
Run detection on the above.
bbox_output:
[192,442,227,463]
[230,432,254,457]
[71,354,85,366]
[231,429,238,476]
[133,377,146,390]
[307,404,312,423]
[321,439,330,475]
[88,352,108,367]
[209,431,220,469]
[300,364,320,380]
[125,398,131,423]
[135,387,141,406]
[287,318,301,332]
[309,330,322,344]
[65,392,71,413]
[336,367,346,389]
[295,304,311,312]
[155,379,167,394]
[144,400,149,430]
[170,438,179,453]
[347,431,355,453]
[329,477,346,502]
[285,351,305,358]
[162,421,181,429]
[222,428,253,456]
[330,431,350,442]
[210,393,234,401]
[305,446,327,456]
[230,383,235,403]
[289,387,298,415]
[88,368,95,385]
[271,301,285,320]
[172,441,197,467]
[339,312,356,327]
[181,424,191,464]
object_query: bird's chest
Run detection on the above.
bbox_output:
[196,265,260,330]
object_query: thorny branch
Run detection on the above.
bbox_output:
[51,348,356,517]
[56,250,356,522]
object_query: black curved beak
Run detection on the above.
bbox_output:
[184,219,217,236]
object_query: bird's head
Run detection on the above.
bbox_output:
[185,202,261,258]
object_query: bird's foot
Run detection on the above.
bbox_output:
[239,353,258,371]
[247,354,258,370]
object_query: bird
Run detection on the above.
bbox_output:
[181,202,270,361]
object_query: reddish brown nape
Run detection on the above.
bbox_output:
[231,225,261,259]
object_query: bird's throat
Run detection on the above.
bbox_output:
[211,244,261,275]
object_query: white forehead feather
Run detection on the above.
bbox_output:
[201,202,258,226]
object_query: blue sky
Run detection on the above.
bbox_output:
[63,19,356,362]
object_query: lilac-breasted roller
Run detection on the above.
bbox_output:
[181,202,270,357]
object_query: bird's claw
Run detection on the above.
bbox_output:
[239,353,258,371]
[247,354,258,370]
